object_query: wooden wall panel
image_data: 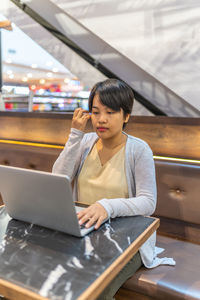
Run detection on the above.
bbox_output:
[125,120,200,159]
[0,113,72,145]
[0,112,199,159]
[0,143,61,172]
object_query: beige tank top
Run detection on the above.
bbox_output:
[77,144,129,205]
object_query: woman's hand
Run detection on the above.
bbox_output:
[77,203,108,230]
[71,108,91,132]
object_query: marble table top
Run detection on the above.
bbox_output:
[0,206,158,300]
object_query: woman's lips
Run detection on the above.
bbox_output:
[97,127,108,132]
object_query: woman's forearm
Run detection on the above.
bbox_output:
[52,128,84,180]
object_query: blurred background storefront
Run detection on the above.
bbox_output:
[1,13,91,113]
[0,0,200,117]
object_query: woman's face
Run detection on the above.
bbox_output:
[91,94,129,140]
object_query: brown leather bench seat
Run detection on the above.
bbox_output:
[116,159,200,300]
[121,235,200,300]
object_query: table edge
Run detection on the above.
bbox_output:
[77,217,160,300]
[0,279,48,300]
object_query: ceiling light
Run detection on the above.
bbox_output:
[38,89,45,94]
[9,74,14,79]
[27,73,33,78]
[31,85,36,90]
[5,58,12,64]
[52,68,58,72]
[31,64,37,69]
[47,72,53,77]
[39,79,45,84]
[7,70,13,75]
[64,78,69,83]
[22,77,28,82]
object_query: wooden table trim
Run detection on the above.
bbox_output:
[0,279,48,300]
[77,217,160,300]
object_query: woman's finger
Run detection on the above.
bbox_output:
[76,108,84,118]
[78,212,93,225]
[73,108,81,117]
[77,207,89,220]
[82,113,91,123]
[77,203,108,228]
[95,216,104,230]
[85,215,98,228]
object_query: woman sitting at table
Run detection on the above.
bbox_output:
[52,78,175,300]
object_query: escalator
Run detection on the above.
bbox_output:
[7,0,200,116]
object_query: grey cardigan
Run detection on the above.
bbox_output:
[52,128,175,268]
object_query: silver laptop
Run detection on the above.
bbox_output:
[0,165,102,237]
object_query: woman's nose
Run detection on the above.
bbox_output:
[99,113,107,122]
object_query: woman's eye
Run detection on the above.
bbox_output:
[92,111,99,115]
[107,111,114,114]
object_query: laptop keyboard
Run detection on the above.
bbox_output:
[75,206,84,213]
[80,224,86,229]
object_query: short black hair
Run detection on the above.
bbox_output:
[88,79,134,117]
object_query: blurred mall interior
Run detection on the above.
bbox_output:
[0,0,200,116]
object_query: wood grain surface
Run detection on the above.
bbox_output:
[0,112,199,159]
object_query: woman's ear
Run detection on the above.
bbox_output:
[124,114,130,124]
